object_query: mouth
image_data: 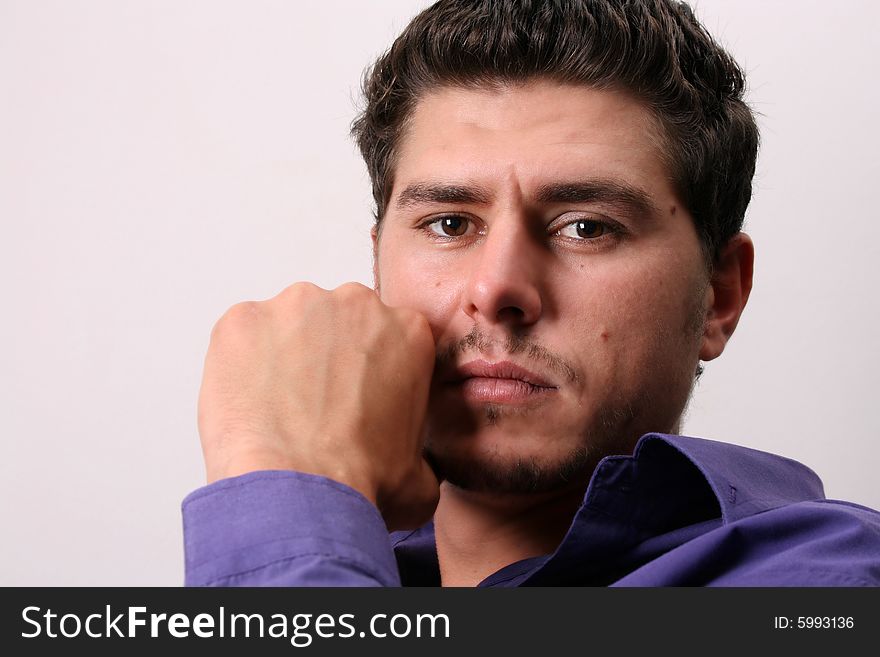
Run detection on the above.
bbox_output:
[443,359,559,404]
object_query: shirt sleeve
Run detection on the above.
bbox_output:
[181,470,401,586]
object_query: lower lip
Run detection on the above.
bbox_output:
[450,377,556,404]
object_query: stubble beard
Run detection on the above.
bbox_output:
[423,390,645,495]
[423,283,708,496]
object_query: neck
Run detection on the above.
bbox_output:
[433,481,586,587]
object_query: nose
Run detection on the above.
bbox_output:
[462,219,543,328]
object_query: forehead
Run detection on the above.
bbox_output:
[390,81,674,205]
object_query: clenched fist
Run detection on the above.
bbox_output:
[197,282,440,530]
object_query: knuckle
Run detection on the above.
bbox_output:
[214,301,262,334]
[405,309,432,339]
[278,281,321,302]
[335,281,374,301]
[210,301,263,344]
[399,311,434,355]
[272,282,326,317]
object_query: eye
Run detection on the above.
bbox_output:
[425,215,473,237]
[557,219,609,240]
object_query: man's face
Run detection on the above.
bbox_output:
[374,81,710,493]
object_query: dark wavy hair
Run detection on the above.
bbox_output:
[351,0,759,265]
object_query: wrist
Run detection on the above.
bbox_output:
[204,450,380,507]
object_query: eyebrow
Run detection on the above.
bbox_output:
[394,182,492,210]
[533,180,661,217]
[393,178,661,217]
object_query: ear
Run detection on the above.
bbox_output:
[699,232,754,361]
[371,224,381,295]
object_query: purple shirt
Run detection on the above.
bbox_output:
[182,434,880,586]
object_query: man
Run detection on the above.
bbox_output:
[183,0,880,586]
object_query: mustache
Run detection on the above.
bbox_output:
[435,325,581,385]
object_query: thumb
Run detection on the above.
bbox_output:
[382,459,441,532]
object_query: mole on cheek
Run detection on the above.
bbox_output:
[601,331,610,342]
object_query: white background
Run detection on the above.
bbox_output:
[1,1,877,585]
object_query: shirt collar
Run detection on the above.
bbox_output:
[392,433,825,586]
[649,433,824,523]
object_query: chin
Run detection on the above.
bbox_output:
[422,401,657,494]
[424,439,597,494]
[423,417,607,494]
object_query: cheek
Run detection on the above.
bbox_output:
[566,260,702,368]
[377,246,463,332]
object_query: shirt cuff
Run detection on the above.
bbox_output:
[182,470,400,586]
